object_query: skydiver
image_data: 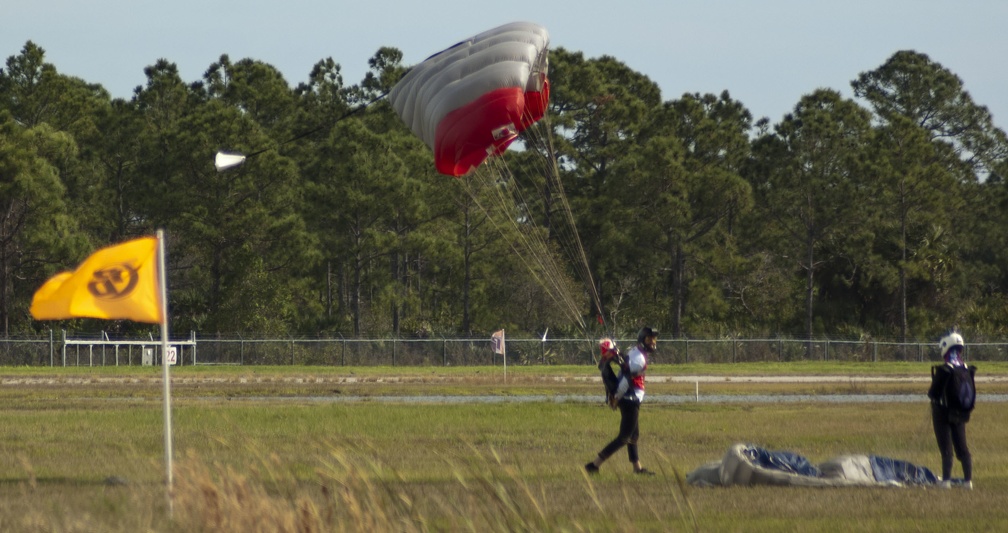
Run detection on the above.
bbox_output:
[928,328,976,489]
[585,326,658,476]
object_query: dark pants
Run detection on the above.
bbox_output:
[932,404,972,481]
[598,396,640,463]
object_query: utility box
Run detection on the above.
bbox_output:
[142,348,154,366]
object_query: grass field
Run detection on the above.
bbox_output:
[0,363,1005,531]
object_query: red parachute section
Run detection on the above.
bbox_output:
[434,81,550,176]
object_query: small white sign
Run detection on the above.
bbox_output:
[166,346,178,365]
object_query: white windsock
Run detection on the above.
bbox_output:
[214,152,247,172]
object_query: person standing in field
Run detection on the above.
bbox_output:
[927,328,976,489]
[585,326,658,476]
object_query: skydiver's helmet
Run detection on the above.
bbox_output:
[939,331,965,360]
[637,326,659,352]
[599,338,618,361]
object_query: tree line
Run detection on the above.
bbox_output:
[1,41,1006,343]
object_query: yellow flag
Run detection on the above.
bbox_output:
[30,236,163,323]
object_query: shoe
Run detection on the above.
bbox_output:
[634,468,655,476]
[585,462,599,474]
[943,478,974,490]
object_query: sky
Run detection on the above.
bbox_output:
[3,1,1007,129]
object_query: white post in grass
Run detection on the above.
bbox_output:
[502,330,507,383]
[156,229,174,516]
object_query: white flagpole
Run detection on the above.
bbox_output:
[156,229,174,515]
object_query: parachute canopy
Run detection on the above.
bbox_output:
[687,443,940,488]
[388,21,550,177]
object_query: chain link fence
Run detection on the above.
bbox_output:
[0,334,57,366]
[6,332,1008,366]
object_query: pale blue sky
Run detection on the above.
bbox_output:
[3,1,1006,128]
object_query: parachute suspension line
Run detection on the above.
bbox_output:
[460,159,588,335]
[479,157,589,334]
[536,114,606,328]
[504,118,605,334]
[503,148,594,334]
[502,126,604,357]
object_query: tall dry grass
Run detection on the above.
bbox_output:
[169,442,698,533]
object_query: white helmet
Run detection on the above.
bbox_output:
[938,331,965,358]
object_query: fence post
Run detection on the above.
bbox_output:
[442,337,447,366]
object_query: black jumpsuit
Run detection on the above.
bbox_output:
[927,363,973,482]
